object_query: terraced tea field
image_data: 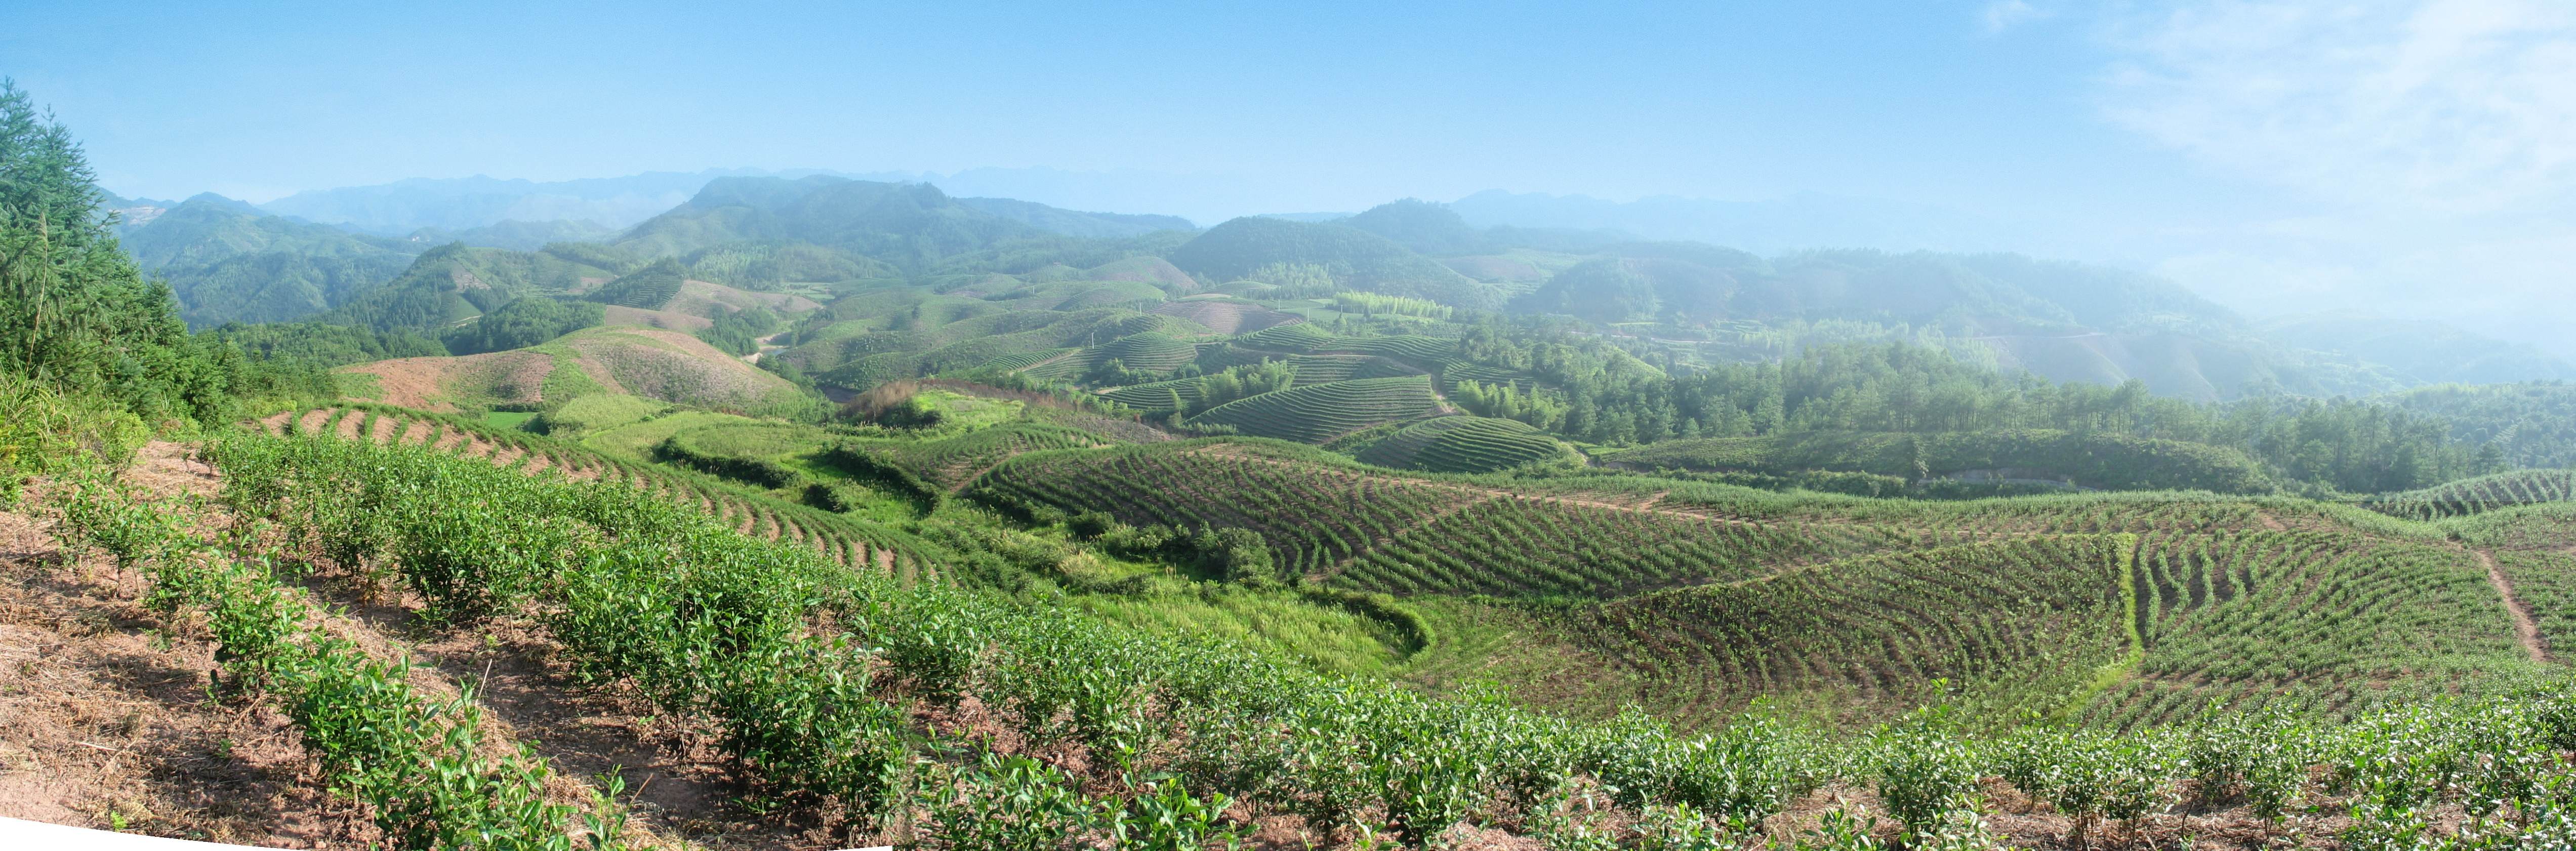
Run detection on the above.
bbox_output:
[1559,536,2134,725]
[974,440,1899,592]
[1356,415,1569,473]
[259,403,939,575]
[2365,467,2576,520]
[853,422,1118,492]
[1188,375,1445,442]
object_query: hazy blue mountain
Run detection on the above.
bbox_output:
[2262,311,2576,386]
[1447,189,2027,256]
[615,177,1060,269]
[121,198,412,270]
[257,168,911,234]
[404,219,622,251]
[954,196,1195,238]
[116,197,425,327]
[1166,216,1505,309]
[1338,199,1627,256]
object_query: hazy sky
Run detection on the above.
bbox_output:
[7,0,2572,354]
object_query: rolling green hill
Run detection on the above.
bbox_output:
[2364,468,2576,520]
[1599,429,2277,495]
[118,197,426,327]
[1189,376,1445,443]
[1353,415,1577,473]
[612,177,1161,271]
[1166,216,1506,309]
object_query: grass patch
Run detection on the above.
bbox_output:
[333,371,385,400]
[582,410,762,459]
[482,411,537,430]
[535,393,666,437]
[1066,583,1411,676]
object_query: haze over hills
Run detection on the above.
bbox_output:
[110,171,2576,402]
[25,53,2576,848]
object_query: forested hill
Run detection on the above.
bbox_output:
[95,157,2575,404]
[117,196,425,327]
[611,176,1199,267]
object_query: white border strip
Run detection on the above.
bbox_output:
[0,817,271,849]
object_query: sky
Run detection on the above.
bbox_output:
[5,0,2572,355]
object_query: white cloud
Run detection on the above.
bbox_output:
[1983,1,2052,33]
[2101,0,2576,213]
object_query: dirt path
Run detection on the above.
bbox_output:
[2477,548,2551,664]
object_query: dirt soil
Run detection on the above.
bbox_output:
[0,442,849,849]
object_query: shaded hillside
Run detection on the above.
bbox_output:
[319,244,621,335]
[955,196,1195,238]
[1166,217,1505,309]
[404,218,619,251]
[336,325,806,413]
[1339,198,1627,256]
[1598,429,2276,495]
[610,177,1187,272]
[2379,380,2576,469]
[117,197,424,327]
[2264,311,2576,386]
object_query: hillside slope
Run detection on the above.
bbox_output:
[335,325,805,413]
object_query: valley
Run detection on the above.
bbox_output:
[15,96,2576,850]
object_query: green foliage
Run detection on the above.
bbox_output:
[1871,706,1983,840]
[699,305,778,356]
[1166,216,1504,309]
[584,257,687,310]
[1332,290,1452,320]
[540,241,648,275]
[53,474,584,850]
[1095,360,1295,415]
[1603,429,2275,494]
[617,177,1046,271]
[0,81,295,427]
[213,320,446,368]
[530,393,667,438]
[184,403,2576,849]
[1355,415,1574,474]
[2366,468,2576,520]
[683,239,892,289]
[2380,380,2576,469]
[1188,376,1444,443]
[0,376,147,504]
[443,296,605,355]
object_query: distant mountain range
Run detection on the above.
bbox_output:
[103,173,2576,397]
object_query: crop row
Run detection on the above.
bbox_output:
[271,403,936,574]
[1355,415,1564,474]
[1402,417,1565,473]
[196,431,1810,845]
[1331,494,1821,597]
[1562,537,2133,726]
[2366,468,2576,520]
[856,422,1108,492]
[1190,376,1443,443]
[973,444,1482,578]
[1094,377,1208,410]
[2075,530,2531,730]
[51,474,601,850]
[161,428,2576,848]
[973,441,1888,595]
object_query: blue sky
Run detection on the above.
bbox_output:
[7,0,2573,353]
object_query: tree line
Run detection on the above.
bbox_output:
[1447,317,2502,495]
